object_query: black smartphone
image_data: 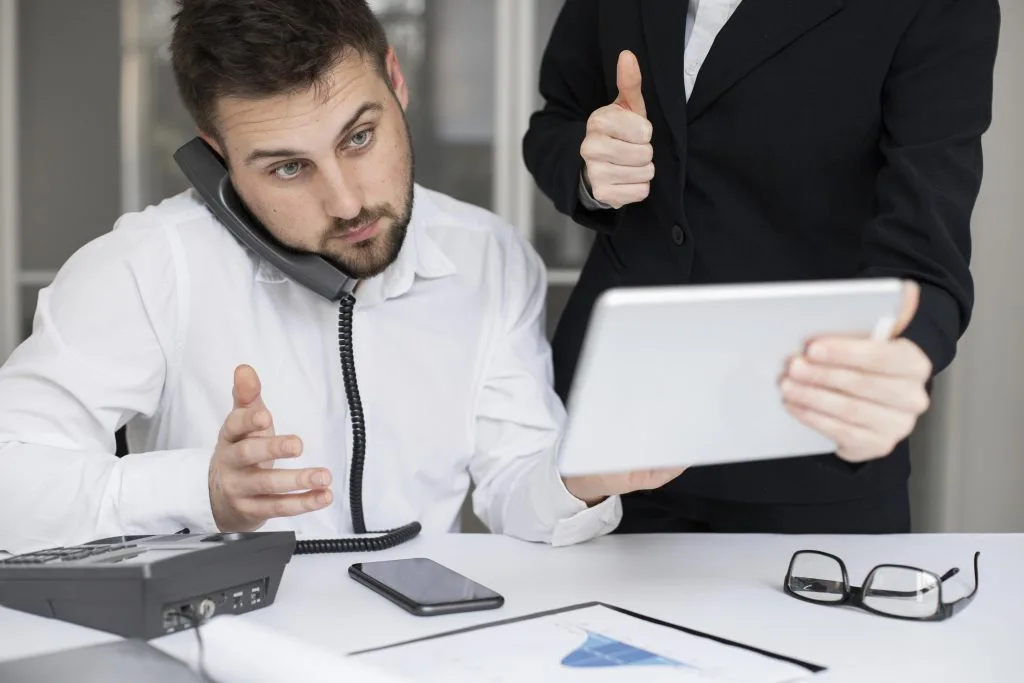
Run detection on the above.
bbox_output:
[348,558,504,616]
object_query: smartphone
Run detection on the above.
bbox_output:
[348,558,504,616]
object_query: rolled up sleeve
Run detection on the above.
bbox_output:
[467,226,622,545]
[0,215,216,555]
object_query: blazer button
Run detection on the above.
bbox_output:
[671,224,685,245]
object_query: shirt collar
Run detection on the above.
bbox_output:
[254,184,457,304]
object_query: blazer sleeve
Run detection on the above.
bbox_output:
[522,0,621,233]
[859,0,1000,375]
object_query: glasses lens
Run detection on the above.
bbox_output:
[787,552,846,602]
[864,567,940,618]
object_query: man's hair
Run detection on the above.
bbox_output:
[170,0,390,138]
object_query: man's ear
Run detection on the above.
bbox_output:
[199,132,226,161]
[384,48,409,111]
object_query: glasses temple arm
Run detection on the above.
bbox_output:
[793,576,939,599]
[939,567,960,582]
[946,552,981,616]
[789,576,846,595]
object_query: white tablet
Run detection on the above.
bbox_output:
[556,278,904,477]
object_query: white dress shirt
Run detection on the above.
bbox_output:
[580,0,743,208]
[0,184,622,555]
[684,0,744,99]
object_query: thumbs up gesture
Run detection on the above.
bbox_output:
[580,50,655,209]
[780,281,935,463]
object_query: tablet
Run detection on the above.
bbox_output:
[556,278,904,477]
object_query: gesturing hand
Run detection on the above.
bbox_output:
[580,49,655,209]
[781,281,934,463]
[208,364,333,531]
[563,467,685,507]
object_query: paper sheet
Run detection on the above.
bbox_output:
[151,615,411,683]
[352,604,822,682]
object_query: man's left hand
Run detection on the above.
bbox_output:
[780,281,933,463]
[563,468,686,507]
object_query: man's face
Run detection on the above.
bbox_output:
[210,49,413,280]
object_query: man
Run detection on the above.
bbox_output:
[523,1,1000,533]
[0,0,675,556]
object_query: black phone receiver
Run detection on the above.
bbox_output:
[171,136,421,555]
[172,137,356,300]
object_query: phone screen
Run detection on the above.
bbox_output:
[350,558,502,606]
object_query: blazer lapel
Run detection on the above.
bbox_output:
[640,0,689,157]
[687,0,845,123]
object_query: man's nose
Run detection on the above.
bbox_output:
[319,164,362,220]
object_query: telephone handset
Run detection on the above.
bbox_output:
[173,137,421,554]
[173,137,356,300]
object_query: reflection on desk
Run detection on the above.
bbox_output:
[1,532,1020,682]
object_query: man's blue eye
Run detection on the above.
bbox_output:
[274,162,303,179]
[351,130,372,147]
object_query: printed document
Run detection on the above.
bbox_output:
[351,603,824,682]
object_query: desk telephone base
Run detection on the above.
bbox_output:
[0,531,296,639]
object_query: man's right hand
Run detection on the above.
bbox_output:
[209,364,333,532]
[580,49,654,209]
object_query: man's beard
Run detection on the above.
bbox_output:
[317,114,415,280]
[317,179,414,280]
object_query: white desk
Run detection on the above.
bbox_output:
[1,532,1021,681]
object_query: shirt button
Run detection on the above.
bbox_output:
[672,224,685,245]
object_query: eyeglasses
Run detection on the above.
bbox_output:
[783,550,980,621]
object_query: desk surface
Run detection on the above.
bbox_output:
[1,532,1021,682]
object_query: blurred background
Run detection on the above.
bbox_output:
[0,1,1020,533]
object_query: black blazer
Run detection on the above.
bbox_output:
[523,0,1000,505]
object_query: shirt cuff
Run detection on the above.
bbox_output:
[529,452,622,547]
[578,170,613,211]
[112,447,218,535]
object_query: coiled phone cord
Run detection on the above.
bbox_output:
[293,294,421,554]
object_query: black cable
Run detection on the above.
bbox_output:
[293,522,421,554]
[293,294,420,555]
[338,292,368,534]
[176,609,217,683]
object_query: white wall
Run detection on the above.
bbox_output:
[910,2,1024,533]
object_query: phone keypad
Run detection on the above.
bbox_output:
[0,543,138,565]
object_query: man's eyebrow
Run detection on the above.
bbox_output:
[243,102,384,165]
